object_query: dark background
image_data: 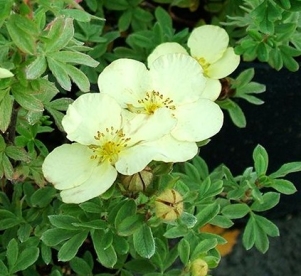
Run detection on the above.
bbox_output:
[200,62,301,217]
[200,63,301,275]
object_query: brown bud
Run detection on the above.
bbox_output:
[190,259,208,276]
[121,167,153,192]
[155,189,184,221]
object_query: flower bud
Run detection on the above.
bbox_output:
[190,259,208,276]
[121,167,153,192]
[154,189,183,221]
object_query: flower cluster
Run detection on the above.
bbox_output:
[42,25,239,204]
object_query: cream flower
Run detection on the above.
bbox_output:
[98,54,223,162]
[0,68,13,78]
[42,93,174,203]
[147,25,240,101]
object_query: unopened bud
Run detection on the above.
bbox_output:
[155,189,183,221]
[190,259,208,276]
[122,167,153,192]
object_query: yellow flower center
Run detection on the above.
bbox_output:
[89,127,130,165]
[127,90,176,115]
[196,57,210,77]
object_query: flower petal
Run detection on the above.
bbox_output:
[151,135,198,162]
[147,42,189,66]
[62,93,122,145]
[60,161,117,203]
[172,99,224,142]
[207,47,240,79]
[0,68,14,78]
[116,145,156,175]
[98,58,152,108]
[201,78,222,101]
[42,143,97,190]
[188,25,229,64]
[123,108,177,144]
[150,53,206,104]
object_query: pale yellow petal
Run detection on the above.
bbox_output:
[123,108,177,144]
[116,145,156,175]
[42,143,97,190]
[188,25,229,64]
[147,42,189,66]
[150,53,206,104]
[201,78,222,101]
[60,161,117,203]
[98,58,152,108]
[150,135,198,162]
[207,47,240,79]
[0,68,13,78]
[62,93,122,145]
[172,99,224,142]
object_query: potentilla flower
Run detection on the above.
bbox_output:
[98,54,223,162]
[147,25,240,101]
[0,68,13,78]
[42,93,175,203]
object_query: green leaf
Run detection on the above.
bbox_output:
[17,223,32,242]
[5,146,30,162]
[104,0,129,10]
[218,99,246,128]
[0,260,8,276]
[30,186,57,207]
[63,64,90,92]
[60,9,92,22]
[118,9,132,31]
[117,214,144,236]
[164,225,188,238]
[72,220,108,230]
[253,144,269,175]
[48,51,99,67]
[48,215,79,230]
[6,239,18,269]
[25,56,47,79]
[178,239,190,264]
[0,91,13,132]
[47,57,71,91]
[209,215,234,228]
[45,98,73,111]
[269,179,297,195]
[269,162,301,178]
[6,14,37,54]
[0,210,20,230]
[11,83,44,112]
[221,203,250,219]
[58,231,88,262]
[44,17,74,52]
[2,154,13,180]
[10,247,39,274]
[114,199,137,228]
[70,257,92,275]
[91,230,117,268]
[254,214,279,237]
[251,192,280,212]
[191,238,218,260]
[41,242,52,265]
[41,228,78,246]
[133,224,155,258]
[242,215,256,250]
[195,202,220,228]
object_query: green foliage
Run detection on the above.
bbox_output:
[0,0,300,275]
[224,0,301,71]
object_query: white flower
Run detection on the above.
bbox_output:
[98,54,223,162]
[42,93,174,203]
[147,25,240,101]
[0,68,13,78]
